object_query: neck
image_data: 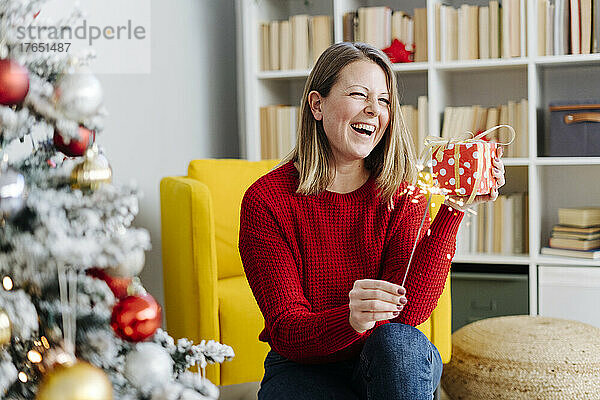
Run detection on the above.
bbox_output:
[327,160,370,194]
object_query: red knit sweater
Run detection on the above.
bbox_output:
[239,161,464,363]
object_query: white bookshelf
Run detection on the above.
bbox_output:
[236,0,600,319]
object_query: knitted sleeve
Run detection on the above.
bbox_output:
[239,186,366,362]
[381,193,464,326]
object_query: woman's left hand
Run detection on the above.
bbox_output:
[444,146,506,211]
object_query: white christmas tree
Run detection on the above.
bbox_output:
[0,1,233,399]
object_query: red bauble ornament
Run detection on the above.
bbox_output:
[53,126,91,157]
[111,294,162,342]
[87,267,132,300]
[0,59,30,106]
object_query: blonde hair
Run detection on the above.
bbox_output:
[278,42,418,208]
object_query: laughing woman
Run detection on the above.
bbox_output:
[239,42,505,400]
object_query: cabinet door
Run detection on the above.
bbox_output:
[538,266,600,328]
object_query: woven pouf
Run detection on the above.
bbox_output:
[442,315,600,399]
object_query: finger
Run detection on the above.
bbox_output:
[497,146,504,158]
[490,188,499,201]
[356,299,403,313]
[355,279,405,295]
[360,310,402,323]
[492,157,505,173]
[356,289,403,305]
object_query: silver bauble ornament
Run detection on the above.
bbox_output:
[54,67,103,121]
[105,249,145,278]
[0,166,26,220]
[125,342,173,393]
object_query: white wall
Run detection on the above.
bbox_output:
[96,0,239,308]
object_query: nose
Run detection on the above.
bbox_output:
[365,97,381,117]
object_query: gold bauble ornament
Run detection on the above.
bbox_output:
[0,307,10,346]
[70,144,112,190]
[36,361,113,400]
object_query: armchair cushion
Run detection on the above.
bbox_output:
[218,276,270,384]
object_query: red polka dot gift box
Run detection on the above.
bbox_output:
[431,141,498,202]
[425,124,515,205]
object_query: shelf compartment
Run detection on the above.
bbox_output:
[538,164,600,252]
[434,57,529,72]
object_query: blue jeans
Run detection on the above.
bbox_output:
[258,323,443,400]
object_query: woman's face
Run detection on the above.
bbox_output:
[309,60,391,166]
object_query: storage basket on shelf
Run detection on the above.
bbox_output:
[545,101,600,157]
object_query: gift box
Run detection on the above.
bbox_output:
[431,141,498,200]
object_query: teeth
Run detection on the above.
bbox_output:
[351,123,376,133]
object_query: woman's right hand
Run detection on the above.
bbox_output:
[348,279,408,333]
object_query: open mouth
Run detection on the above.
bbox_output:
[350,123,375,137]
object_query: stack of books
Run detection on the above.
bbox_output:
[259,105,299,160]
[455,193,529,255]
[342,7,428,62]
[259,14,332,71]
[441,99,528,157]
[542,207,600,259]
[537,0,600,56]
[436,0,527,61]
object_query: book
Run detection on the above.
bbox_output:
[538,0,547,56]
[552,231,600,240]
[582,0,593,54]
[550,237,600,250]
[502,0,511,57]
[279,20,291,70]
[512,192,525,253]
[436,3,442,61]
[480,7,490,59]
[520,0,527,56]
[269,20,280,70]
[541,246,600,259]
[546,3,555,56]
[553,224,600,234]
[417,96,428,154]
[570,0,581,54]
[414,8,428,62]
[494,195,504,253]
[502,194,515,254]
[469,5,480,59]
[343,12,356,42]
[260,23,270,71]
[310,15,332,65]
[594,0,600,52]
[291,14,310,70]
[558,207,600,227]
[458,5,469,60]
[486,200,495,253]
[490,0,500,58]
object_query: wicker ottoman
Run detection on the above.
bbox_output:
[442,315,600,399]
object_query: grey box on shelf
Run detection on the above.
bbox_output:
[451,271,529,332]
[544,101,600,157]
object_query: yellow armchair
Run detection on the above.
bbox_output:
[160,159,452,387]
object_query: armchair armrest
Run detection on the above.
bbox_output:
[160,177,219,344]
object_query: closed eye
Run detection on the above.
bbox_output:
[379,98,390,105]
[350,92,367,98]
